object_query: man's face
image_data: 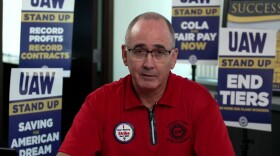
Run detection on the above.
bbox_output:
[122,19,178,92]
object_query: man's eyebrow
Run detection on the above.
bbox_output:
[133,44,146,49]
[133,44,167,49]
[153,44,167,49]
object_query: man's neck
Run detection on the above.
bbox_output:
[134,86,166,109]
[138,93,160,109]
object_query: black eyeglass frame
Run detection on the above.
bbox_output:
[127,48,173,55]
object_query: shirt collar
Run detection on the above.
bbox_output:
[124,72,176,110]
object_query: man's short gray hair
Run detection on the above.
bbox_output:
[125,12,175,47]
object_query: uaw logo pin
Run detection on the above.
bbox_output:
[114,122,135,143]
[167,120,188,144]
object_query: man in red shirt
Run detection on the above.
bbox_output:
[57,12,235,156]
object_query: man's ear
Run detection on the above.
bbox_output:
[121,44,128,66]
[170,48,178,69]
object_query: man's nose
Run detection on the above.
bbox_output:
[143,52,154,68]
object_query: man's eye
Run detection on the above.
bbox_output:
[154,50,164,54]
[134,49,144,53]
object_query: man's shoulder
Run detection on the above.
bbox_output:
[170,73,209,92]
[103,75,130,90]
[170,73,196,86]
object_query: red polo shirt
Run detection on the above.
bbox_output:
[59,73,235,156]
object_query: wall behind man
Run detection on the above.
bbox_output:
[113,0,191,81]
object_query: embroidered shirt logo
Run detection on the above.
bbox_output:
[114,122,135,143]
[167,120,188,144]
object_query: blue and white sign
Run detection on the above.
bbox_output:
[172,0,221,64]
[19,0,75,77]
[9,68,63,156]
[225,0,280,91]
[217,28,277,131]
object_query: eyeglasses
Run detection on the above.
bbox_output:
[128,48,172,62]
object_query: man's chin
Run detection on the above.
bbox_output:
[139,82,158,90]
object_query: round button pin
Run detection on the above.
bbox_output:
[114,122,135,143]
